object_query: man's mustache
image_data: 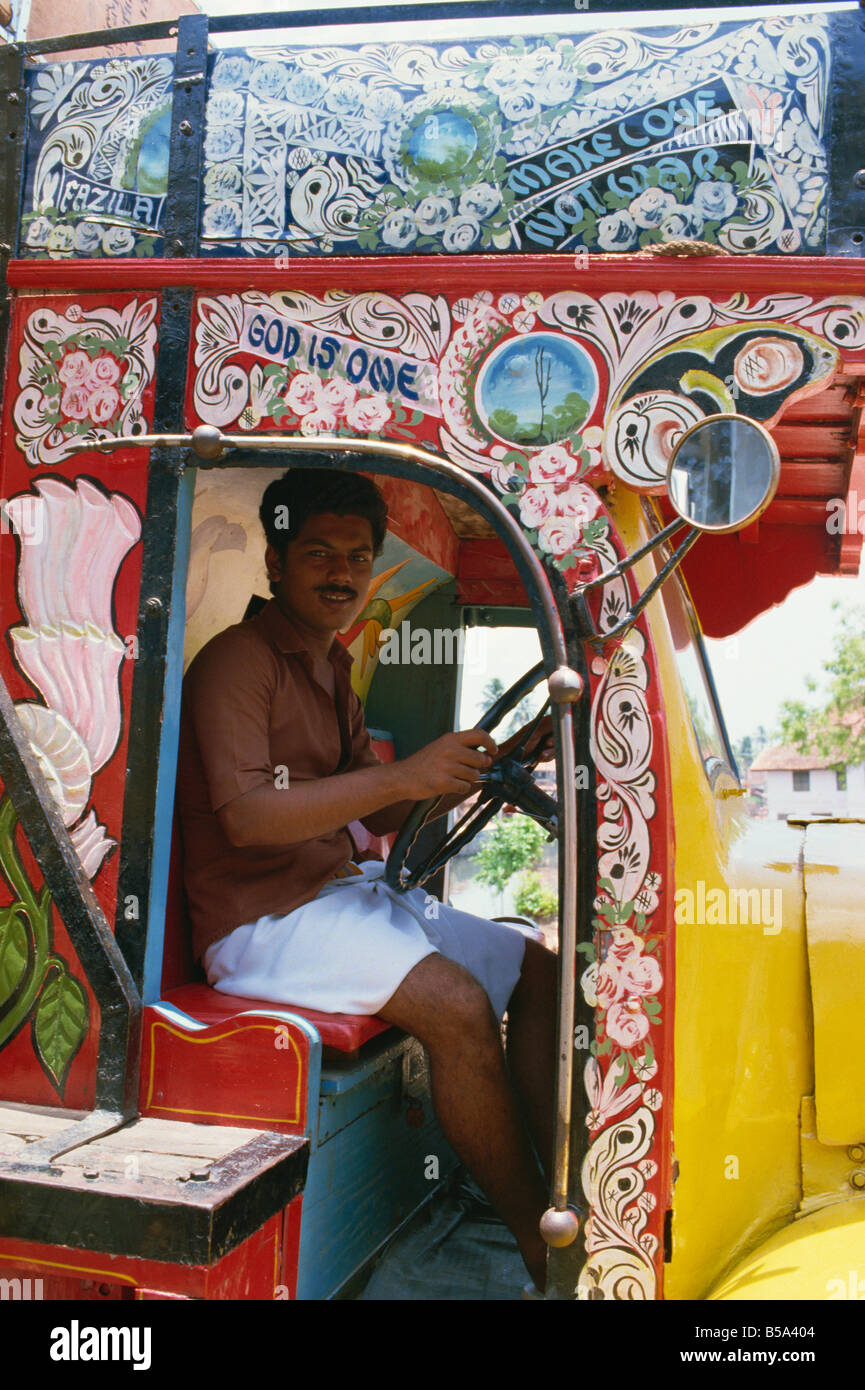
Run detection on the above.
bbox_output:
[316,586,357,597]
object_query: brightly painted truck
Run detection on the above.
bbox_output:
[0,1,863,1302]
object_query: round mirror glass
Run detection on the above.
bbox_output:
[666,414,780,533]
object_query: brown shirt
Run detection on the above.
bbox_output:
[176,599,381,961]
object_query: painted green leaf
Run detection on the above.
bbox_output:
[32,968,89,1092]
[0,905,32,1015]
[614,1056,632,1089]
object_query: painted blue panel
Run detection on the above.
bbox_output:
[298,1039,457,1299]
[200,14,830,258]
[19,57,175,259]
[141,467,194,1004]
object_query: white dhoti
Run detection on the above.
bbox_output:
[203,859,527,1021]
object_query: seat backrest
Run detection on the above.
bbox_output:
[161,815,204,994]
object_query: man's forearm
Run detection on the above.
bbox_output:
[219,761,412,848]
[361,786,477,836]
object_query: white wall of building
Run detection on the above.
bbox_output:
[763,763,865,820]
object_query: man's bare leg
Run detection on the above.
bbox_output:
[378,952,548,1290]
[505,939,558,1179]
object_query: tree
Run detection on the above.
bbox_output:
[778,603,865,768]
[506,695,535,737]
[474,814,546,895]
[534,343,552,442]
[479,677,505,716]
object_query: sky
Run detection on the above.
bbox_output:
[196,0,863,747]
[453,566,865,749]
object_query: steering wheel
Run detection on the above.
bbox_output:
[384,660,559,893]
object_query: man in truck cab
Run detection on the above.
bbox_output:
[176,464,557,1291]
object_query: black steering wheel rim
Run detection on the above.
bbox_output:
[384,660,555,893]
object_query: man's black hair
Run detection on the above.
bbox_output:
[259,462,388,593]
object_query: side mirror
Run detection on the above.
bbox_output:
[666,413,780,533]
[575,412,781,644]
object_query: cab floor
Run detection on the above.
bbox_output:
[355,1174,528,1301]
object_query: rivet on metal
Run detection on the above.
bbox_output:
[854,170,865,190]
[179,119,193,136]
[847,1144,865,1163]
[7,92,19,104]
[849,1170,865,1191]
[145,597,163,615]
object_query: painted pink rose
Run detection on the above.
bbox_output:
[61,386,90,420]
[595,962,624,1010]
[90,355,121,387]
[88,385,121,425]
[607,927,642,965]
[345,393,391,432]
[58,351,91,388]
[317,378,357,415]
[528,443,579,485]
[550,480,601,526]
[606,999,651,1048]
[519,484,555,528]
[537,515,580,557]
[300,407,339,434]
[619,954,662,997]
[285,373,321,415]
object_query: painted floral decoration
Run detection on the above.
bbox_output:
[577,873,664,1115]
[240,364,422,440]
[0,477,141,1093]
[14,298,158,467]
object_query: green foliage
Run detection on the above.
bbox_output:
[480,677,506,713]
[474,814,546,894]
[0,799,88,1096]
[778,604,865,768]
[513,871,558,921]
[32,963,89,1090]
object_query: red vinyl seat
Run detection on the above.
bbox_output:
[162,981,390,1052]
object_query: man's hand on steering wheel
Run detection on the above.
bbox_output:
[384,662,559,892]
[494,712,554,765]
[396,728,497,800]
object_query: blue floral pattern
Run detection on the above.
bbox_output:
[16,14,832,259]
[200,14,830,258]
[20,57,175,260]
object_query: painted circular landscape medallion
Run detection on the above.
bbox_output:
[477,333,598,448]
[405,111,479,180]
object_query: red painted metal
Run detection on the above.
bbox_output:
[0,292,154,1109]
[0,1205,295,1299]
[139,994,314,1133]
[580,500,676,1300]
[9,254,865,298]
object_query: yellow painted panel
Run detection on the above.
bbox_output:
[708,1198,865,1301]
[803,821,865,1146]
[609,491,812,1300]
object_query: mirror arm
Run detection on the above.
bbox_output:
[576,514,690,598]
[594,526,702,644]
